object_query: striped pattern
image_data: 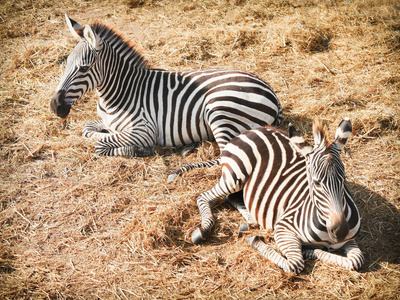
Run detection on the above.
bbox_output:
[50,16,282,157]
[190,119,364,273]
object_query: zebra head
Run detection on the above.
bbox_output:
[289,118,353,244]
[50,14,103,118]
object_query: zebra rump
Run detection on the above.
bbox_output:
[50,15,282,159]
[188,119,364,273]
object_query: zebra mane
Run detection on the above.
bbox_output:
[90,22,150,69]
[312,118,331,148]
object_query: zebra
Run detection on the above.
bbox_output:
[50,15,282,158]
[186,118,364,273]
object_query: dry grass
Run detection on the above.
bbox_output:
[1,0,399,299]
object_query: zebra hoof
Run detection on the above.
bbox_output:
[238,223,249,237]
[192,228,207,244]
[167,173,179,183]
[239,223,250,233]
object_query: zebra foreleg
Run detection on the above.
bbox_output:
[192,179,241,244]
[273,229,305,273]
[302,239,364,270]
[82,120,111,139]
[247,235,303,273]
[94,131,156,157]
[247,227,305,273]
[192,193,216,244]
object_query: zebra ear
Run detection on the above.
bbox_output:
[312,118,329,148]
[289,123,313,156]
[83,25,102,51]
[333,117,352,151]
[65,14,84,40]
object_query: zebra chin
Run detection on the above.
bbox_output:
[50,90,72,118]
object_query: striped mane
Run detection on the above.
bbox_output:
[313,118,331,148]
[90,22,149,68]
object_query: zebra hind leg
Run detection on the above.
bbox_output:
[225,191,258,234]
[180,142,202,156]
[302,239,364,270]
[167,158,221,183]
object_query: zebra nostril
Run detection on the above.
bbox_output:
[329,216,349,243]
[50,89,71,118]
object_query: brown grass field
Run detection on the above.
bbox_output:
[1,0,399,298]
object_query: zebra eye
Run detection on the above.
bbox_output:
[313,179,321,187]
[79,65,90,73]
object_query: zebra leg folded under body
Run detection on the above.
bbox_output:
[94,131,156,157]
[247,232,304,273]
[302,239,364,270]
[167,158,221,182]
[82,120,111,139]
[180,142,202,156]
[247,224,305,274]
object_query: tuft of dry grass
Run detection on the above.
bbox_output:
[1,0,399,299]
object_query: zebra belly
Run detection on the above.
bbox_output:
[244,191,284,230]
[159,113,213,147]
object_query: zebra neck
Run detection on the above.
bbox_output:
[96,52,152,108]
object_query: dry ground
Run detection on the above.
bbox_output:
[1,0,399,299]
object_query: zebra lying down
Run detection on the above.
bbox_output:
[185,118,364,273]
[50,15,282,157]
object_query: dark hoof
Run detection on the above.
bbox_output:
[238,223,250,237]
[192,228,207,244]
[239,223,250,233]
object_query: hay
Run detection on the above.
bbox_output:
[1,0,399,298]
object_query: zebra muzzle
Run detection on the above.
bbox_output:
[328,214,350,243]
[50,90,71,118]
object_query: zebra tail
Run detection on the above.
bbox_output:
[167,158,221,183]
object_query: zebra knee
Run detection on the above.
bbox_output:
[347,249,364,270]
[82,126,94,138]
[94,140,126,156]
[284,258,305,274]
[94,141,112,156]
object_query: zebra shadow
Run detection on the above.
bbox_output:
[348,182,400,272]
